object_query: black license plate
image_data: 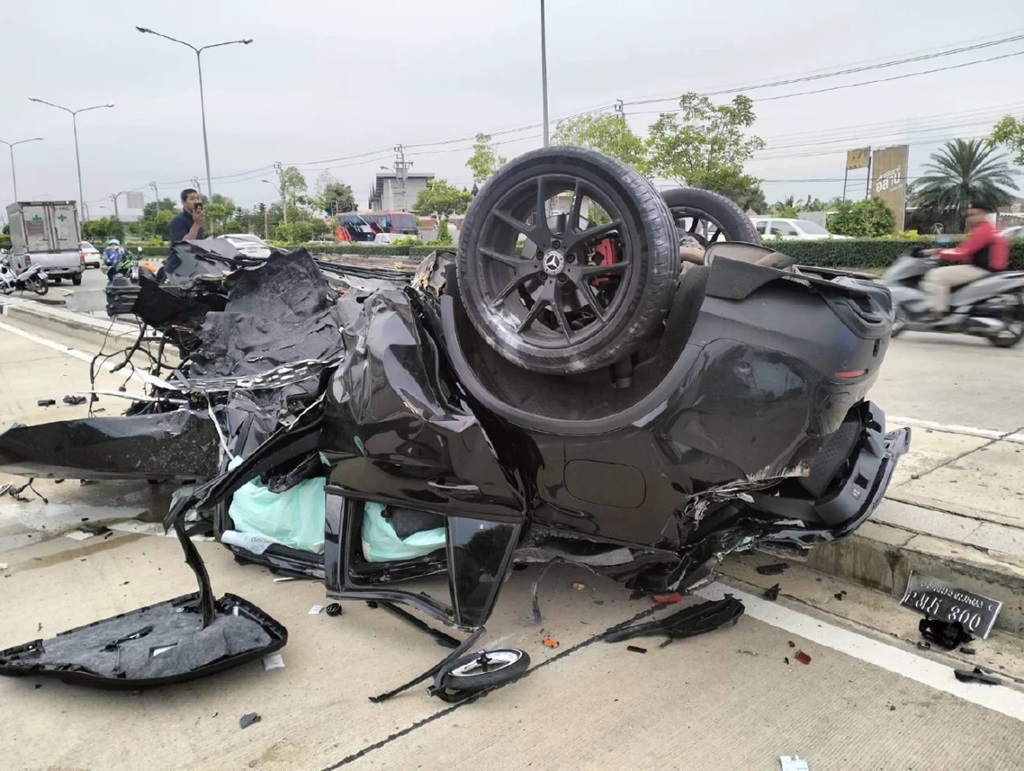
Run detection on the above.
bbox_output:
[899,571,1002,639]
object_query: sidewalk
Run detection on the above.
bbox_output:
[803,418,1024,634]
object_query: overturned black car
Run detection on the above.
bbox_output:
[0,148,909,700]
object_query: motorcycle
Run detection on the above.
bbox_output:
[0,259,49,296]
[107,247,144,285]
[882,244,1024,348]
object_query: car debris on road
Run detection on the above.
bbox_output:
[0,148,911,704]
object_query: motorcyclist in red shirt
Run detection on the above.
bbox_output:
[920,202,1009,321]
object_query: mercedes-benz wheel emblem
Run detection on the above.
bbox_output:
[542,251,565,275]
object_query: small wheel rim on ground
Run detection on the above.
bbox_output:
[474,174,638,350]
[447,649,525,680]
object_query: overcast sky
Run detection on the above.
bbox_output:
[3,0,1023,219]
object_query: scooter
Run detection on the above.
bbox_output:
[0,259,49,296]
[881,246,1024,348]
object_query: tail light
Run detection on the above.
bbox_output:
[79,252,86,264]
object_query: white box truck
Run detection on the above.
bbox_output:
[5,201,86,285]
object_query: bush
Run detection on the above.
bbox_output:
[826,198,896,238]
[763,237,1024,270]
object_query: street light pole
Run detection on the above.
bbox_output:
[136,27,253,202]
[28,99,113,216]
[0,137,44,201]
[540,0,550,147]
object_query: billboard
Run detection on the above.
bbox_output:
[846,147,870,170]
[870,145,910,233]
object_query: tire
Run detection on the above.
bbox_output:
[438,648,531,694]
[30,278,48,296]
[988,292,1024,348]
[891,306,907,338]
[457,146,679,375]
[52,277,62,285]
[72,274,83,286]
[660,187,761,246]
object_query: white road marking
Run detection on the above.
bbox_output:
[0,321,149,387]
[889,415,1024,445]
[699,582,1024,722]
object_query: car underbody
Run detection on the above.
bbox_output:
[0,148,910,701]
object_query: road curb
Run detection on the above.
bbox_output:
[1,300,138,352]
[804,520,1024,635]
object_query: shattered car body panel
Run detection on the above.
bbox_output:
[0,200,910,692]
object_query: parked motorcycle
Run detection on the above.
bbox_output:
[0,259,49,296]
[882,246,1024,348]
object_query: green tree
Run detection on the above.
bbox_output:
[827,198,896,237]
[991,116,1024,166]
[915,138,1018,224]
[466,133,508,184]
[316,181,356,216]
[771,196,800,218]
[706,167,766,213]
[138,198,178,241]
[203,193,236,235]
[278,166,308,212]
[81,217,126,243]
[647,93,766,194]
[413,179,472,219]
[552,114,650,173]
[274,218,330,243]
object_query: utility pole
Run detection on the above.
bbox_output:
[392,144,412,210]
[190,176,202,198]
[540,0,550,147]
[274,161,287,223]
[263,203,269,238]
[150,181,160,206]
[110,192,126,220]
[614,99,625,121]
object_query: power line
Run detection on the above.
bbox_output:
[88,31,1024,207]
[623,29,1024,107]
[754,49,1024,103]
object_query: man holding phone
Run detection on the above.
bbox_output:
[169,188,206,249]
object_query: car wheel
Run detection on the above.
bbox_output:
[52,277,62,285]
[457,146,679,375]
[660,187,761,247]
[72,274,83,286]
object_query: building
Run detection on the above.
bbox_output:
[369,172,435,212]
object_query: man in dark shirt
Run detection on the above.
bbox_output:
[920,202,1009,319]
[169,188,206,248]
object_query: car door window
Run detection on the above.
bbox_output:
[754,221,768,236]
[770,222,798,237]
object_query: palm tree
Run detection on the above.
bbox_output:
[915,139,1019,224]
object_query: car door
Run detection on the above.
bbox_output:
[769,221,800,239]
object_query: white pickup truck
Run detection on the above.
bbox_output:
[5,201,86,285]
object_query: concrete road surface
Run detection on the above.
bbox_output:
[1,306,1023,770]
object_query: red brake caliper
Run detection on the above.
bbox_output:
[591,238,617,286]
